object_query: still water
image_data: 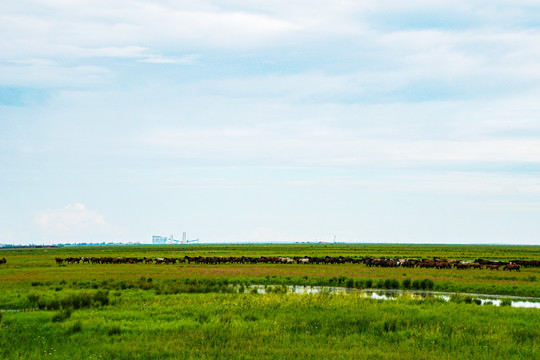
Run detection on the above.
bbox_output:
[244,285,540,309]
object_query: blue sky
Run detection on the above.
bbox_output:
[1,0,540,245]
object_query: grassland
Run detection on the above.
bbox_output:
[0,244,539,359]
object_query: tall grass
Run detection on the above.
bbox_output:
[0,291,538,359]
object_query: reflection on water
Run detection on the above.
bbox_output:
[245,285,540,309]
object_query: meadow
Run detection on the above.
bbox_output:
[0,244,539,359]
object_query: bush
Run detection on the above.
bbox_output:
[93,290,109,306]
[364,279,373,288]
[40,298,60,310]
[52,309,72,323]
[27,293,40,305]
[412,280,421,290]
[402,279,411,289]
[384,279,399,289]
[421,279,434,290]
[60,290,109,309]
[500,298,512,307]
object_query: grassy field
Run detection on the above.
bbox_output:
[1,244,539,297]
[0,244,539,359]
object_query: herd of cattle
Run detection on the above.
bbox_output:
[51,255,539,271]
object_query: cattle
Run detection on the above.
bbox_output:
[0,257,6,264]
[278,257,295,264]
[50,253,537,276]
[503,264,520,272]
[436,261,451,269]
[509,260,539,268]
[455,262,470,270]
[418,260,437,268]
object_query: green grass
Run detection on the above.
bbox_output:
[1,244,539,297]
[1,291,538,359]
[0,244,538,359]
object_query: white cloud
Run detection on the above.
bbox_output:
[140,54,201,65]
[143,125,540,167]
[36,203,125,241]
[0,61,110,88]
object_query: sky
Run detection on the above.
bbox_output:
[1,0,540,245]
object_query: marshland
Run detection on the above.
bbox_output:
[1,244,538,359]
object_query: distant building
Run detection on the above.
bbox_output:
[152,235,172,244]
[152,234,199,245]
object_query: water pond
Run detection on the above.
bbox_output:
[243,285,540,309]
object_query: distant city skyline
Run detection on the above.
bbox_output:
[1,1,540,245]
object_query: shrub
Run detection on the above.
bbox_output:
[93,290,109,306]
[384,279,399,289]
[61,293,90,309]
[27,293,40,305]
[364,279,373,288]
[421,279,434,290]
[345,279,354,288]
[52,309,72,323]
[43,299,60,310]
[412,280,421,290]
[402,279,411,289]
[500,298,512,307]
[60,290,109,309]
